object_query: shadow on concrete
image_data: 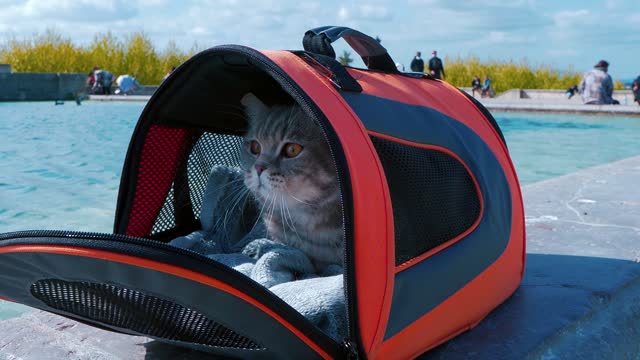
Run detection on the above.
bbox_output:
[143,340,222,359]
[421,253,640,359]
[138,254,640,359]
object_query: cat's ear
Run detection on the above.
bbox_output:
[240,92,269,123]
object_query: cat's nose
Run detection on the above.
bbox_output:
[255,165,266,176]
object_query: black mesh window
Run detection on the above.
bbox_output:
[187,133,243,218]
[31,279,264,350]
[370,136,481,266]
[151,132,243,237]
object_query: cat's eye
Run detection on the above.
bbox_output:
[249,140,261,155]
[282,143,303,158]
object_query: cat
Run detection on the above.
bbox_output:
[240,92,344,271]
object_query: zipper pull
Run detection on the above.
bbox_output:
[342,340,359,360]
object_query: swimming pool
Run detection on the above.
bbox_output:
[1,101,640,319]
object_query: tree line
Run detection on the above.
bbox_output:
[0,29,195,85]
[1,31,622,91]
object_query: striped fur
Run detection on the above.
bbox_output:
[240,93,344,270]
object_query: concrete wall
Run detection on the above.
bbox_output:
[0,72,87,101]
[463,87,635,104]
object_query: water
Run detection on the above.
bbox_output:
[1,102,640,320]
[494,112,640,184]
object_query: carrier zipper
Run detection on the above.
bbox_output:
[342,340,360,360]
[210,45,361,358]
[0,229,253,269]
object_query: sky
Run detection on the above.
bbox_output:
[0,0,639,79]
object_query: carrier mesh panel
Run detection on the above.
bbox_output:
[370,136,481,266]
[127,126,190,238]
[150,132,243,236]
[186,133,244,219]
[31,279,264,350]
[151,186,175,234]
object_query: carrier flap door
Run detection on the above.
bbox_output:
[0,231,340,360]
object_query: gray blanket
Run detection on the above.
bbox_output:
[169,166,346,341]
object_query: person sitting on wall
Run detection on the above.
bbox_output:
[93,68,115,95]
[86,66,98,93]
[481,76,493,98]
[632,75,640,105]
[471,75,481,97]
[578,60,619,105]
[115,74,142,95]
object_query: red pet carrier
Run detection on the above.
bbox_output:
[0,26,525,359]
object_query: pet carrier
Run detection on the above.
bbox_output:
[0,26,525,359]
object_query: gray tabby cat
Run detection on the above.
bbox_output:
[240,93,343,271]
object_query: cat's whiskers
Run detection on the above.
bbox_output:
[173,178,244,214]
[279,196,287,242]
[283,196,303,242]
[201,178,245,201]
[249,192,273,234]
[211,186,249,232]
[266,191,278,229]
[287,192,314,206]
[221,187,250,234]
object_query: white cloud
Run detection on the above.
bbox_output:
[552,9,592,27]
[338,6,350,21]
[356,4,391,21]
[627,13,640,27]
[189,27,210,36]
[20,0,138,22]
[0,0,638,77]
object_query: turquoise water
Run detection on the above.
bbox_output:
[1,102,640,320]
[494,112,640,183]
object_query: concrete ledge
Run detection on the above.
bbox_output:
[479,99,640,116]
[88,95,153,102]
[88,90,640,117]
[2,157,640,359]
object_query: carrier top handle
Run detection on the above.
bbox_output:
[303,26,398,73]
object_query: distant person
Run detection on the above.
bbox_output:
[565,84,579,99]
[632,75,640,105]
[115,74,141,95]
[93,68,114,95]
[86,66,98,92]
[481,76,493,98]
[162,66,177,82]
[410,52,424,73]
[578,60,619,105]
[471,75,481,96]
[428,50,446,80]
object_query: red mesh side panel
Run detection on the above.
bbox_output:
[126,125,190,237]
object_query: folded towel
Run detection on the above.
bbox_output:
[169,166,346,340]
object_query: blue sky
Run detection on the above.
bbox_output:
[0,0,638,79]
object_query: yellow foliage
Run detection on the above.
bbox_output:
[444,55,588,94]
[0,29,192,84]
[0,31,628,90]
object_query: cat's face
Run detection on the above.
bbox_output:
[240,93,337,206]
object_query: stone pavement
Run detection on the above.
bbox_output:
[422,155,640,359]
[1,156,640,359]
